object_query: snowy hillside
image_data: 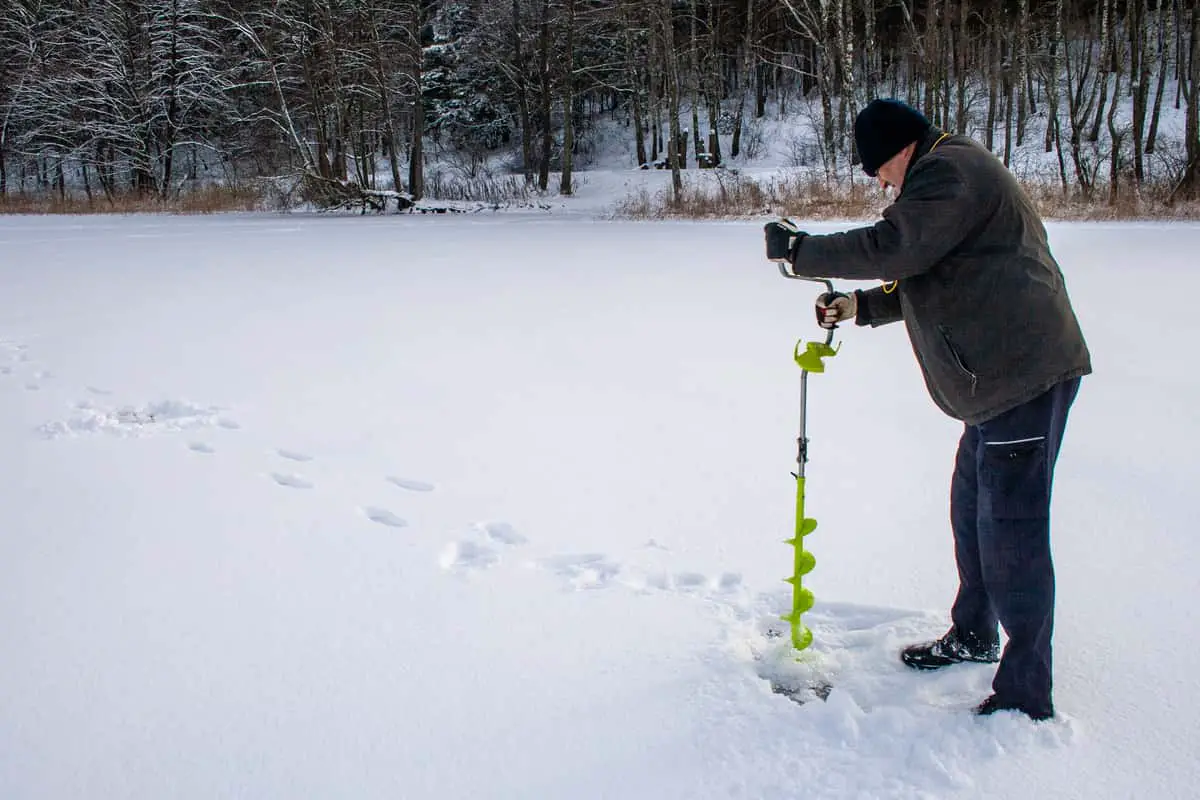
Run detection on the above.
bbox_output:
[1,214,1197,799]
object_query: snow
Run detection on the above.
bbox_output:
[1,213,1198,799]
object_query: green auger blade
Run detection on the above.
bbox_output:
[796,518,818,537]
[793,340,840,373]
[779,613,814,651]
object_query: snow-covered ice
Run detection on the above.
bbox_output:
[1,213,1198,799]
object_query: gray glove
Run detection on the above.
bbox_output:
[815,291,856,329]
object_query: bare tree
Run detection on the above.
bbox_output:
[1178,4,1200,199]
[406,0,425,199]
[1129,0,1151,183]
[560,0,576,194]
[730,0,756,158]
[1145,0,1171,154]
[658,0,682,200]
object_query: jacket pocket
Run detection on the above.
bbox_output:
[936,324,978,396]
[981,437,1049,520]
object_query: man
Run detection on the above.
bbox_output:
[764,99,1091,722]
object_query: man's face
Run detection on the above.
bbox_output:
[876,142,917,193]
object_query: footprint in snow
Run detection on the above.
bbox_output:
[189,442,216,454]
[276,449,313,462]
[86,386,112,396]
[716,572,744,593]
[217,418,241,430]
[636,569,746,597]
[0,366,11,375]
[271,472,313,490]
[387,476,436,492]
[673,572,710,592]
[362,507,407,528]
[439,521,525,575]
[476,521,527,546]
[439,541,500,573]
[537,553,622,591]
[24,383,40,391]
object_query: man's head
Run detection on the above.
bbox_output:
[854,99,931,192]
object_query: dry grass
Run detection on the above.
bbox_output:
[615,171,882,220]
[0,184,265,215]
[1023,183,1200,221]
[615,169,1200,222]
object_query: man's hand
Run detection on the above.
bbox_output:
[815,291,856,329]
[764,219,807,263]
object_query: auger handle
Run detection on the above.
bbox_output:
[776,262,833,296]
[776,265,837,345]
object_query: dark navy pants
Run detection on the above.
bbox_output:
[949,377,1080,716]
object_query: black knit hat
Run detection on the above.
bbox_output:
[854,99,931,177]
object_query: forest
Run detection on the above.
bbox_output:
[1,0,1197,210]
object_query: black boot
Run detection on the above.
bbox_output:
[974,693,1054,722]
[901,628,1000,671]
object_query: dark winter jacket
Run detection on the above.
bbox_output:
[790,127,1092,425]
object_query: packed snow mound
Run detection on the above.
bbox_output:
[39,399,229,438]
[715,592,1077,797]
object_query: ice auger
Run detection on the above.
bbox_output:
[776,265,840,653]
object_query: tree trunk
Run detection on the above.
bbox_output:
[1107,61,1124,205]
[621,1,649,166]
[1015,0,1029,147]
[1047,0,1069,192]
[705,0,722,166]
[633,71,648,166]
[1145,0,1170,153]
[689,0,702,161]
[1130,0,1151,183]
[408,2,425,200]
[954,0,969,134]
[840,0,856,157]
[1004,33,1015,166]
[560,0,576,195]
[732,0,755,158]
[862,0,877,102]
[661,0,683,201]
[161,0,180,198]
[940,0,952,129]
[538,0,553,191]
[986,15,999,152]
[1065,0,1102,195]
[513,0,534,183]
[755,61,767,118]
[1181,4,1200,199]
[1174,0,1185,110]
[1090,0,1114,143]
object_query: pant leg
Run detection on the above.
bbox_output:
[949,424,999,645]
[976,378,1081,714]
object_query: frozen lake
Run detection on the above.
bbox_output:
[1,213,1197,799]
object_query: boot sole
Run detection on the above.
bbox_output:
[901,653,999,671]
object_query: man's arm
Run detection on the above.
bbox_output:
[789,154,982,282]
[853,286,903,327]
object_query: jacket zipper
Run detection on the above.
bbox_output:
[937,325,978,396]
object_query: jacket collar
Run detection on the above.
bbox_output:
[905,126,948,178]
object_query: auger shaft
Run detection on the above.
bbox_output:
[781,334,837,652]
